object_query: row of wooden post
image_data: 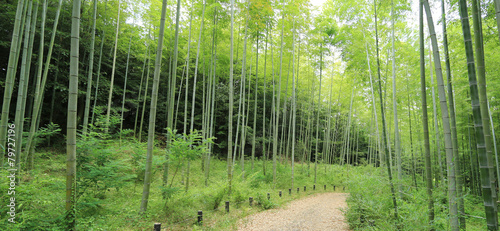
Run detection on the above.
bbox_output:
[153,184,344,230]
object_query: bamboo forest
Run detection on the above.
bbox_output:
[1,0,500,230]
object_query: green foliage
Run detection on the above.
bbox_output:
[76,134,136,215]
[28,122,61,149]
[256,193,276,210]
[345,165,487,230]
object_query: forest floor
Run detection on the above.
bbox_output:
[236,192,350,231]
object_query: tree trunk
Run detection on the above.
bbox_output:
[314,44,323,184]
[105,0,121,133]
[391,0,402,198]
[139,49,151,142]
[140,0,168,212]
[14,0,33,170]
[25,0,47,170]
[375,0,399,221]
[66,0,81,228]
[274,0,286,189]
[471,0,498,214]
[458,0,498,228]
[441,0,465,226]
[83,0,98,135]
[0,0,26,164]
[423,0,459,229]
[91,0,108,126]
[134,41,149,138]
[228,0,235,193]
[164,0,182,189]
[119,35,132,145]
[419,1,434,226]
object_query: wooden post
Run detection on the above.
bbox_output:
[289,188,291,195]
[249,197,253,206]
[267,192,270,200]
[324,185,326,190]
[334,185,336,191]
[279,190,282,197]
[297,187,299,193]
[304,186,306,192]
[197,210,203,225]
[313,184,316,190]
[154,223,161,231]
[225,201,229,213]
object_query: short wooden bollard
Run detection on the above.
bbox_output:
[304,186,306,192]
[289,188,292,195]
[249,197,253,206]
[297,187,299,193]
[225,201,230,213]
[334,185,336,191]
[154,223,161,231]
[279,191,282,197]
[343,186,345,191]
[324,185,326,190]
[313,185,316,190]
[267,193,270,200]
[198,210,203,225]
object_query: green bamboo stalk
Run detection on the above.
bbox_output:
[423,1,459,229]
[66,0,81,228]
[140,0,168,212]
[1,0,26,165]
[83,0,98,135]
[458,0,498,228]
[420,0,434,226]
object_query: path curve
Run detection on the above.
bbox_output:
[237,192,349,231]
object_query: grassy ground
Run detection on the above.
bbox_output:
[344,165,488,230]
[0,138,348,230]
[1,137,491,230]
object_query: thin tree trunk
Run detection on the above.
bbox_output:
[91,0,108,126]
[458,0,498,228]
[488,100,499,189]
[274,0,286,189]
[189,0,206,134]
[184,3,194,136]
[139,49,151,142]
[0,0,26,164]
[375,0,399,221]
[119,35,133,145]
[429,39,444,185]
[423,0,459,229]
[262,24,269,175]
[134,42,149,138]
[66,0,81,228]
[471,0,498,213]
[164,0,182,189]
[364,33,382,166]
[140,0,167,212]
[251,36,259,171]
[291,21,296,190]
[25,0,47,170]
[14,0,33,169]
[420,1,434,225]
[105,0,121,133]
[83,0,98,135]
[314,45,323,184]
[228,0,235,194]
[391,0,402,198]
[441,0,465,226]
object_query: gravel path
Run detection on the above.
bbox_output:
[237,193,349,231]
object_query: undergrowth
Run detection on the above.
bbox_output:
[0,136,347,230]
[345,165,487,231]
